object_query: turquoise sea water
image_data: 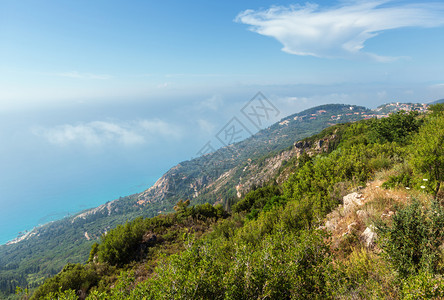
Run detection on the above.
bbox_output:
[0,173,159,245]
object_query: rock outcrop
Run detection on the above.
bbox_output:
[341,192,364,214]
[361,226,378,248]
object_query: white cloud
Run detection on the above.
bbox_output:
[377,90,387,99]
[275,92,360,115]
[236,1,444,60]
[197,119,215,134]
[138,119,182,139]
[164,73,228,79]
[199,94,224,111]
[56,71,112,80]
[33,119,181,147]
[157,82,170,88]
[279,93,353,105]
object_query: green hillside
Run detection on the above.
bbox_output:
[21,103,444,299]
[430,98,444,104]
[0,103,373,299]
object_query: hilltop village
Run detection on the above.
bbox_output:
[279,102,429,125]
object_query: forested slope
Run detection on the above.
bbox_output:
[25,104,444,299]
[1,103,378,299]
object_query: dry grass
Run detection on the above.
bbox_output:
[374,168,399,181]
[325,177,433,255]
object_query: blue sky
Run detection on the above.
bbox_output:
[1,0,444,243]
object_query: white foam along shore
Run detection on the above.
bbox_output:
[5,227,38,245]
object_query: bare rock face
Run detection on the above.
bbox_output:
[361,226,377,248]
[342,192,364,214]
[356,210,369,220]
[72,199,117,223]
[347,222,358,232]
[315,139,324,150]
[137,129,342,206]
[325,220,337,231]
[294,141,311,149]
[138,168,180,204]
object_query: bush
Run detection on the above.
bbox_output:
[368,155,393,171]
[31,264,99,299]
[231,186,281,213]
[401,272,444,300]
[141,229,331,300]
[183,203,227,220]
[369,111,421,144]
[327,248,398,299]
[382,172,412,189]
[98,218,147,266]
[377,200,444,277]
[410,114,444,197]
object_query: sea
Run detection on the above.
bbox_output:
[0,173,160,245]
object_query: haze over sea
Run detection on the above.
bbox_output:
[0,92,280,245]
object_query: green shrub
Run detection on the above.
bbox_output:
[31,264,99,299]
[410,114,444,197]
[210,214,244,240]
[42,288,77,300]
[327,249,398,299]
[231,186,281,213]
[262,195,287,212]
[369,111,421,144]
[141,229,330,300]
[382,172,412,189]
[401,272,444,300]
[245,208,260,220]
[377,200,444,277]
[368,155,393,171]
[98,218,148,266]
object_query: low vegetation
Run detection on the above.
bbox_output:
[15,105,444,299]
[1,104,373,300]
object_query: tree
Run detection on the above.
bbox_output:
[231,186,281,213]
[369,111,421,144]
[173,199,190,212]
[97,218,147,266]
[31,264,99,299]
[88,243,99,263]
[410,115,444,197]
[429,103,444,117]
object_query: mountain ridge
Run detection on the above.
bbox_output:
[2,102,429,247]
[0,101,432,298]
[26,99,444,299]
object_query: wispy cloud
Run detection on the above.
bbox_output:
[137,120,182,139]
[157,82,170,89]
[32,119,181,147]
[236,1,444,60]
[197,119,215,134]
[165,73,226,78]
[56,71,112,80]
[199,94,224,111]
